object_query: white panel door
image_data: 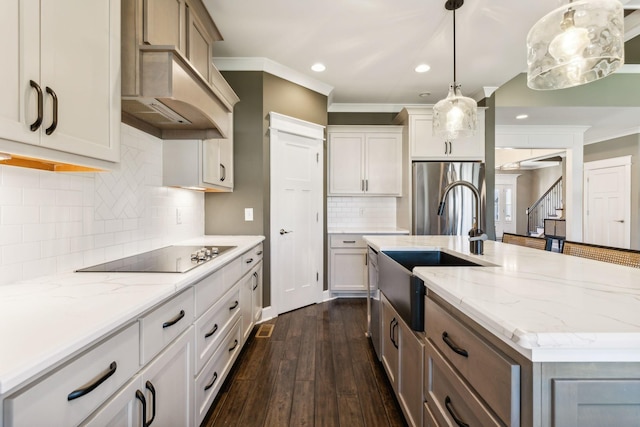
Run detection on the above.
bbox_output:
[270,114,323,315]
[585,158,631,248]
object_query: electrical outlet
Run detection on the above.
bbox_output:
[176,208,182,224]
[359,208,365,217]
[245,208,254,221]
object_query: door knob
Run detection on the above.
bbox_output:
[279,229,293,235]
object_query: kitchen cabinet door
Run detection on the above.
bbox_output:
[381,295,400,391]
[137,327,194,427]
[328,126,402,196]
[80,378,141,427]
[202,138,234,190]
[365,132,402,195]
[329,248,368,292]
[251,265,263,323]
[328,132,365,194]
[239,270,253,343]
[398,320,424,427]
[399,108,485,161]
[0,0,120,164]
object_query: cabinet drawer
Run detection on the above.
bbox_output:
[225,257,243,287]
[425,297,519,425]
[194,268,225,319]
[330,235,366,248]
[4,323,139,427]
[140,288,194,365]
[194,318,242,425]
[194,284,241,374]
[241,243,263,275]
[424,340,503,427]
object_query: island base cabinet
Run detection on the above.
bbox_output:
[552,379,640,427]
[398,320,423,427]
[381,295,399,390]
[424,340,503,427]
[81,327,194,427]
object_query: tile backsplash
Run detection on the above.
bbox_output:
[0,124,204,285]
[327,196,396,228]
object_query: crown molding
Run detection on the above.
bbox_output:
[213,57,334,97]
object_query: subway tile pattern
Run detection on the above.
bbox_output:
[0,124,204,285]
[327,196,396,228]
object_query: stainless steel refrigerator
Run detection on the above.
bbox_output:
[413,161,486,235]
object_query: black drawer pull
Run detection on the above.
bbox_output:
[45,86,58,135]
[162,309,185,328]
[204,323,219,339]
[445,396,469,427]
[29,80,43,131]
[229,300,239,311]
[229,339,239,352]
[135,390,147,426]
[343,240,356,244]
[145,381,156,426]
[67,361,117,401]
[256,250,263,255]
[245,258,254,264]
[204,372,218,391]
[442,332,468,357]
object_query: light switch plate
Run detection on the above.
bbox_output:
[244,208,254,221]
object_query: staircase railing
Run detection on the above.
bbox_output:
[526,177,563,235]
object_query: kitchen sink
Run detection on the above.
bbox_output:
[378,250,486,332]
[383,250,483,270]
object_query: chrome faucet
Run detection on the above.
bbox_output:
[437,180,487,255]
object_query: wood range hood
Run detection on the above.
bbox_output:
[121,0,239,140]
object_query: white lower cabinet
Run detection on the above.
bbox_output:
[240,262,263,342]
[329,235,368,293]
[2,242,265,427]
[194,318,242,425]
[82,328,194,427]
[4,323,140,427]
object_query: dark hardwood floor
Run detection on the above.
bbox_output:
[202,298,408,427]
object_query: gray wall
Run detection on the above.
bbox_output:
[483,96,496,240]
[584,134,640,249]
[204,71,327,307]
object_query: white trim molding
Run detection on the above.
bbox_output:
[213,57,334,97]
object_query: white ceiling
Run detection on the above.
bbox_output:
[204,0,640,142]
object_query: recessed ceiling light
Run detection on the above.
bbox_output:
[419,92,431,98]
[415,64,431,73]
[516,114,529,120]
[311,63,326,72]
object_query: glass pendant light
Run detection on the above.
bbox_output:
[433,0,477,141]
[527,0,624,90]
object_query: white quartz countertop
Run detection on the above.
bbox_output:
[327,226,410,234]
[0,235,264,395]
[364,235,640,363]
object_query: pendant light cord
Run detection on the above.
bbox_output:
[452,6,456,86]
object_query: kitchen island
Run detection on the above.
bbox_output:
[0,235,264,426]
[364,235,640,427]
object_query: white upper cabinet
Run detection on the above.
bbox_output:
[328,126,403,196]
[163,137,234,192]
[395,107,485,161]
[0,0,120,166]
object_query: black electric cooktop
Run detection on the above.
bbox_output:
[76,245,236,273]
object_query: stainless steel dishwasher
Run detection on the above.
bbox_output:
[366,246,382,360]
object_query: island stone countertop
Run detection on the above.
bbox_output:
[364,235,640,363]
[0,235,264,395]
